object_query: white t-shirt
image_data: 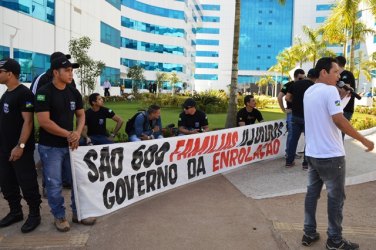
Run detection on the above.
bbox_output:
[304,83,345,158]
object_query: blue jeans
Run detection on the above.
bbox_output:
[304,156,346,241]
[38,145,76,219]
[286,116,305,164]
[286,112,292,153]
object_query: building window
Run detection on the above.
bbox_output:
[196,28,220,34]
[122,0,185,20]
[258,21,262,25]
[202,16,220,22]
[121,38,185,55]
[121,17,185,37]
[194,74,218,80]
[316,16,326,23]
[196,51,219,57]
[100,66,120,86]
[0,0,55,24]
[106,0,121,10]
[316,4,334,11]
[268,22,272,25]
[257,45,261,48]
[196,39,219,46]
[100,22,120,48]
[121,58,184,73]
[195,62,218,69]
[201,4,220,11]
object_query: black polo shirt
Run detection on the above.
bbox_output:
[178,110,208,130]
[280,81,294,109]
[287,79,314,118]
[340,70,356,113]
[236,107,263,126]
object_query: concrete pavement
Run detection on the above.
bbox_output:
[0,133,375,249]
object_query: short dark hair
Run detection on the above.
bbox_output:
[335,55,346,67]
[315,57,337,75]
[148,104,161,114]
[89,93,100,106]
[294,69,305,78]
[244,95,254,105]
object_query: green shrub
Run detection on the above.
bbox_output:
[351,117,376,130]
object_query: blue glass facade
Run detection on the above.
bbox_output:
[195,62,218,69]
[100,22,121,48]
[194,74,218,80]
[100,66,120,86]
[106,0,121,10]
[238,0,293,71]
[121,38,185,55]
[196,28,220,34]
[316,16,326,23]
[121,58,184,73]
[0,0,55,24]
[202,16,220,22]
[196,51,219,57]
[121,0,185,20]
[201,4,220,11]
[0,45,50,82]
[196,39,219,46]
[121,17,185,38]
[316,4,333,11]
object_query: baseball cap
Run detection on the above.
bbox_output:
[50,57,79,70]
[50,51,71,62]
[0,58,21,76]
[182,98,196,108]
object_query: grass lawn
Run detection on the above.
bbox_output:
[103,101,285,131]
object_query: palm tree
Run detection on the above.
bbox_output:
[322,0,376,71]
[169,72,180,96]
[290,37,308,68]
[127,65,145,94]
[257,75,275,96]
[302,26,336,67]
[225,0,286,128]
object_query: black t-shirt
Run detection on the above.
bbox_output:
[0,84,35,153]
[287,79,314,118]
[85,107,115,136]
[236,107,263,126]
[280,81,294,109]
[340,70,356,113]
[178,110,208,130]
[35,83,83,147]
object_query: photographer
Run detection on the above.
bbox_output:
[178,98,209,135]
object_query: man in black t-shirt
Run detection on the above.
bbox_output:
[178,98,209,135]
[81,93,123,145]
[237,95,264,126]
[0,58,41,233]
[285,69,316,168]
[35,56,95,232]
[278,69,305,156]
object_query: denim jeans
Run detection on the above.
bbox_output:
[38,145,76,219]
[304,156,346,241]
[286,116,305,164]
[129,134,163,142]
[285,112,292,153]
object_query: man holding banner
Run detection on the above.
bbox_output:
[302,57,374,249]
[35,56,95,232]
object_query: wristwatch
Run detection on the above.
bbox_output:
[18,143,25,149]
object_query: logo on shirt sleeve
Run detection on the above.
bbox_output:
[335,100,341,106]
[109,109,113,113]
[36,95,45,101]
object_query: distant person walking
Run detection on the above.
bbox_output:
[301,57,374,249]
[103,79,111,97]
[0,59,42,233]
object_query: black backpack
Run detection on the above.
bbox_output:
[125,111,147,135]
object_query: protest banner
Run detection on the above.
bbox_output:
[70,119,287,220]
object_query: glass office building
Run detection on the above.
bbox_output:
[238,0,293,84]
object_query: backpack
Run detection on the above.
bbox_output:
[125,111,147,135]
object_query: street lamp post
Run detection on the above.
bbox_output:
[3,23,19,59]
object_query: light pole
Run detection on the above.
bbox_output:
[3,23,20,59]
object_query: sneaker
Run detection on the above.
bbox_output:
[72,213,96,225]
[285,161,295,168]
[326,238,359,250]
[54,218,70,232]
[302,232,320,246]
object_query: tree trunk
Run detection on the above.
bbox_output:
[349,18,356,72]
[225,0,240,128]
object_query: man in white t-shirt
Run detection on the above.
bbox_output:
[103,79,111,97]
[301,57,374,249]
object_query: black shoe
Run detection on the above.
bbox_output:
[0,212,24,227]
[21,215,41,233]
[326,238,359,250]
[62,182,72,189]
[302,232,320,246]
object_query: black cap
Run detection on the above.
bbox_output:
[0,58,21,76]
[183,98,196,108]
[50,57,79,70]
[50,52,71,62]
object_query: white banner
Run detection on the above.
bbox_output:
[70,119,287,220]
